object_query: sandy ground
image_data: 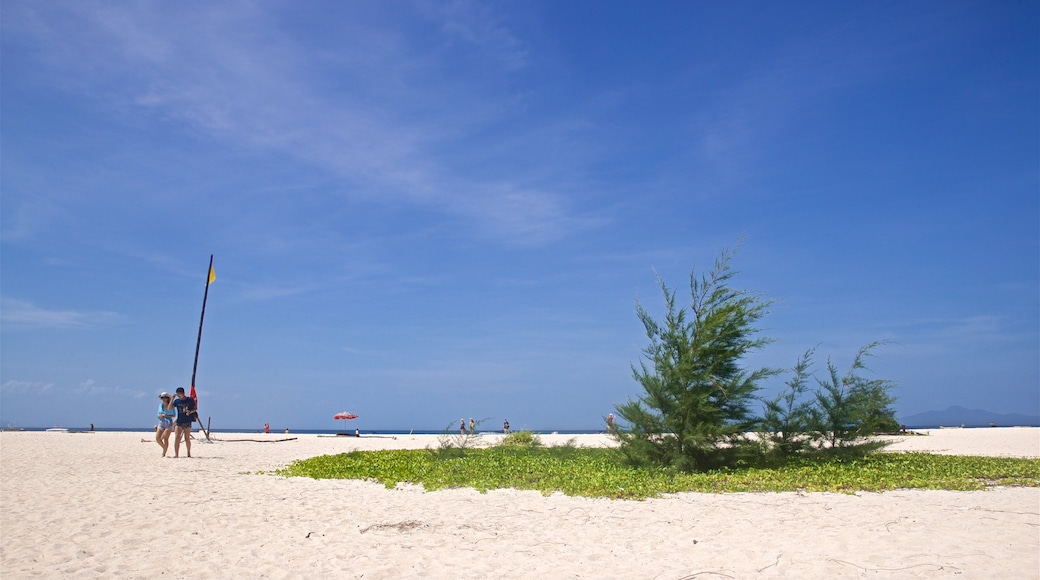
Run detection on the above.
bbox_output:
[1,428,1038,579]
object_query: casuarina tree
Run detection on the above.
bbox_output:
[613,249,778,471]
[760,347,818,456]
[812,342,899,447]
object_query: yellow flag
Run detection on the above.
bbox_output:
[208,265,216,285]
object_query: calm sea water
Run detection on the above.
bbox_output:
[4,427,608,435]
[5,424,1030,433]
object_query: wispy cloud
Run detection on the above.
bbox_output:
[878,314,1026,345]
[0,298,122,330]
[687,7,934,189]
[382,362,519,393]
[237,283,318,303]
[0,380,54,394]
[5,1,590,246]
[72,379,147,399]
[427,0,529,70]
[342,346,388,358]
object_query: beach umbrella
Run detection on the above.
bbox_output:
[333,411,358,431]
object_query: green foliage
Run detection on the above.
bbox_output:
[759,343,900,454]
[500,429,541,448]
[277,446,1040,499]
[760,348,817,455]
[812,342,899,447]
[616,246,902,471]
[436,418,489,456]
[615,248,779,471]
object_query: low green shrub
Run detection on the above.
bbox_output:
[499,430,541,447]
[276,447,1040,500]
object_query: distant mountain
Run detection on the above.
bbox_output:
[899,405,1040,428]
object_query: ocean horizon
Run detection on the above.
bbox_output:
[1,426,610,435]
[4,424,1036,434]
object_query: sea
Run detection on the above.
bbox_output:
[1,427,607,435]
[3,424,1032,434]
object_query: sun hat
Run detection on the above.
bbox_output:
[159,392,169,398]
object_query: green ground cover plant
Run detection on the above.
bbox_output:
[499,429,542,447]
[277,445,1040,500]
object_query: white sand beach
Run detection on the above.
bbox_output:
[2,428,1038,579]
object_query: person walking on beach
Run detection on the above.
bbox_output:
[503,419,510,434]
[155,392,175,456]
[459,418,466,435]
[171,387,197,458]
[469,418,476,434]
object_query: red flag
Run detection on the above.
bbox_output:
[189,384,198,408]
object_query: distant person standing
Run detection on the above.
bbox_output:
[171,387,197,458]
[503,419,510,434]
[459,418,466,435]
[606,413,615,432]
[469,418,476,434]
[264,423,270,434]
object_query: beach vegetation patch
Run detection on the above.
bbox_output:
[499,429,542,448]
[759,348,818,455]
[760,343,900,455]
[435,418,490,457]
[612,247,900,473]
[808,342,900,446]
[614,248,780,472]
[277,447,1040,500]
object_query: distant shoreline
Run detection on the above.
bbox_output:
[3,423,1038,434]
[0,427,612,435]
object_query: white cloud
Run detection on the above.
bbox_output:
[342,346,386,357]
[882,315,1023,347]
[237,283,316,303]
[383,362,517,391]
[5,1,590,246]
[73,379,146,400]
[0,298,121,330]
[429,0,529,70]
[0,380,54,394]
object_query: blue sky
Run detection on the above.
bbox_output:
[2,1,1037,432]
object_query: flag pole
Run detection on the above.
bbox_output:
[190,254,214,441]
